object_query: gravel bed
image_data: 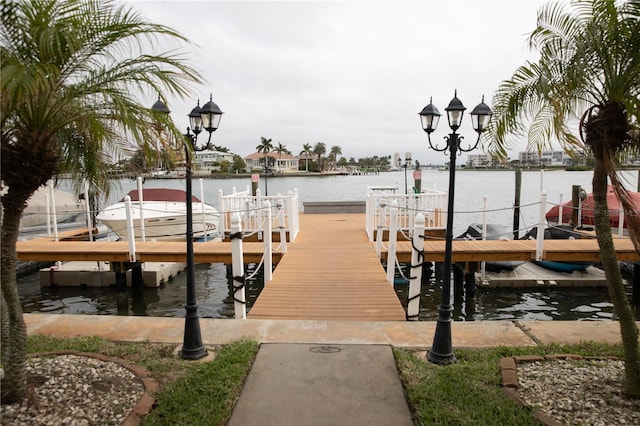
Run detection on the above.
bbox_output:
[517,359,640,425]
[1,354,144,426]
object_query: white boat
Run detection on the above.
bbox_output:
[97,188,220,241]
[19,185,85,229]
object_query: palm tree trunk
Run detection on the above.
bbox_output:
[1,200,28,403]
[593,158,640,398]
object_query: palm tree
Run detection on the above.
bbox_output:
[313,142,326,172]
[274,142,290,172]
[330,145,342,170]
[300,143,313,172]
[487,0,640,397]
[0,0,202,403]
[256,137,273,170]
[256,137,273,194]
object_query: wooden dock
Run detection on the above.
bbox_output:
[391,237,640,263]
[247,214,407,321]
[16,213,640,320]
[17,237,276,264]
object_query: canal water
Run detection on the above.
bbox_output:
[17,169,640,321]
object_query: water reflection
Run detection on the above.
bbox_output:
[18,260,635,321]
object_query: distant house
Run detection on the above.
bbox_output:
[245,152,300,173]
[193,149,235,173]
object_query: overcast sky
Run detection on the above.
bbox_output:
[125,0,548,165]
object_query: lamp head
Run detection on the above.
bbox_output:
[445,90,466,131]
[200,94,224,134]
[470,95,492,133]
[188,101,203,135]
[419,97,441,134]
[151,96,170,114]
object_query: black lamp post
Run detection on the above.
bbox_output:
[152,94,223,360]
[403,153,412,194]
[418,91,492,364]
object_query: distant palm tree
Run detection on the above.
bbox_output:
[329,145,342,170]
[256,137,273,194]
[313,142,326,171]
[1,0,202,403]
[274,142,290,172]
[256,137,273,171]
[300,143,313,172]
[487,0,640,397]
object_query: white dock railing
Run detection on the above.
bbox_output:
[218,188,300,242]
[365,185,447,241]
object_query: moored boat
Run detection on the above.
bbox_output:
[521,224,594,273]
[456,223,525,272]
[545,185,640,230]
[96,188,220,241]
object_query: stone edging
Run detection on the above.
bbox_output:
[500,354,620,426]
[29,350,159,426]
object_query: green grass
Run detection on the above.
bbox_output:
[27,335,623,426]
[394,342,623,426]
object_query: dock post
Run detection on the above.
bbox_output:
[124,195,136,262]
[386,200,399,284]
[132,262,144,293]
[513,168,521,239]
[407,213,425,320]
[231,213,247,319]
[465,262,477,298]
[49,180,59,241]
[536,191,547,261]
[251,174,259,196]
[571,185,581,226]
[263,201,273,284]
[277,197,287,253]
[137,177,146,241]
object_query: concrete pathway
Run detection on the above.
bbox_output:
[227,344,413,426]
[24,314,628,347]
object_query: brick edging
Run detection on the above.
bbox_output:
[500,354,620,426]
[29,350,159,425]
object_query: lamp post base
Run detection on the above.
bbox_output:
[181,304,207,360]
[427,306,456,365]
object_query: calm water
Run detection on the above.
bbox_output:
[17,169,640,321]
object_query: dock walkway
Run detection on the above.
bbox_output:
[247,214,406,321]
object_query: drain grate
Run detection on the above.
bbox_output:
[309,346,341,354]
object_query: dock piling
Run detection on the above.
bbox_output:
[407,213,425,320]
[386,201,398,284]
[231,213,247,319]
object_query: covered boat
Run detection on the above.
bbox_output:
[456,223,525,271]
[545,185,640,230]
[521,224,594,272]
[97,188,220,241]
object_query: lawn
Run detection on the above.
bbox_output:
[26,336,624,425]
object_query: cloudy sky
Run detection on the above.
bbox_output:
[125,0,547,165]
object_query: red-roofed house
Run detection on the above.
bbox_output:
[245,152,300,173]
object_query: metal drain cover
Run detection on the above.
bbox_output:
[309,345,341,353]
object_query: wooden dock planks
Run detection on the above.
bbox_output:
[247,214,407,321]
[17,239,275,264]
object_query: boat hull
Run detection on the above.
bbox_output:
[97,201,220,242]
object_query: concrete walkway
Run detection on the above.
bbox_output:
[24,314,630,426]
[24,314,627,348]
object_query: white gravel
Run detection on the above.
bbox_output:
[517,358,640,425]
[1,354,144,426]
